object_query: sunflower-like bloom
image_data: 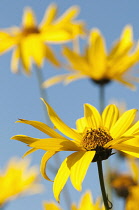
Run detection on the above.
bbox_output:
[0,4,85,74]
[43,25,139,89]
[0,157,43,207]
[11,99,139,201]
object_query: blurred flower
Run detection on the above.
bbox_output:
[0,157,43,207]
[71,191,104,210]
[43,25,139,89]
[0,4,85,74]
[110,159,139,209]
[43,191,104,210]
[111,172,137,198]
[11,99,139,201]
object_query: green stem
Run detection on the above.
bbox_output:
[97,161,111,210]
[99,84,105,113]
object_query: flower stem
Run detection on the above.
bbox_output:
[99,84,105,113]
[97,161,111,210]
[35,66,52,126]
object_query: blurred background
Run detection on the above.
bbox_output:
[0,0,139,209]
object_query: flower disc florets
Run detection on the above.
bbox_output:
[82,128,113,161]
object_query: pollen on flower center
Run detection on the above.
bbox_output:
[82,128,113,151]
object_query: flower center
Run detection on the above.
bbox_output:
[82,128,113,161]
[82,128,113,150]
[22,27,40,36]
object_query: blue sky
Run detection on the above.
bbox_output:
[0,0,139,210]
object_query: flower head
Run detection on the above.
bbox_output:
[43,25,139,89]
[0,157,43,207]
[11,99,139,201]
[0,4,85,74]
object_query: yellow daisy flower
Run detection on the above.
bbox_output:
[71,191,104,210]
[11,99,139,201]
[0,4,85,74]
[0,157,43,207]
[43,25,139,89]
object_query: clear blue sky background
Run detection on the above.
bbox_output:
[0,0,139,210]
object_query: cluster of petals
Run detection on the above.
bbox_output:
[0,4,85,74]
[43,25,139,89]
[11,98,139,201]
[0,157,43,207]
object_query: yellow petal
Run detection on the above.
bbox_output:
[70,151,95,191]
[84,104,101,128]
[11,135,39,144]
[43,202,61,210]
[109,25,133,58]
[16,119,65,139]
[45,45,60,67]
[40,4,57,28]
[123,121,139,136]
[0,32,17,54]
[76,117,87,133]
[42,74,68,88]
[11,47,20,73]
[19,38,32,74]
[55,6,80,24]
[112,143,139,158]
[62,47,90,74]
[23,148,38,157]
[110,109,137,138]
[53,154,72,202]
[30,138,82,151]
[102,104,119,130]
[41,99,82,142]
[22,7,37,28]
[88,29,106,79]
[40,151,58,181]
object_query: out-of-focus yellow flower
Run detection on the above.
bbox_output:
[43,25,139,89]
[110,159,139,209]
[71,191,104,210]
[11,99,139,201]
[0,157,43,207]
[0,4,85,74]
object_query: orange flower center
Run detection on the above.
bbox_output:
[82,128,113,151]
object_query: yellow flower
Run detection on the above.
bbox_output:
[11,99,139,201]
[43,25,139,89]
[0,157,43,207]
[110,159,139,209]
[71,191,104,210]
[0,4,85,74]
